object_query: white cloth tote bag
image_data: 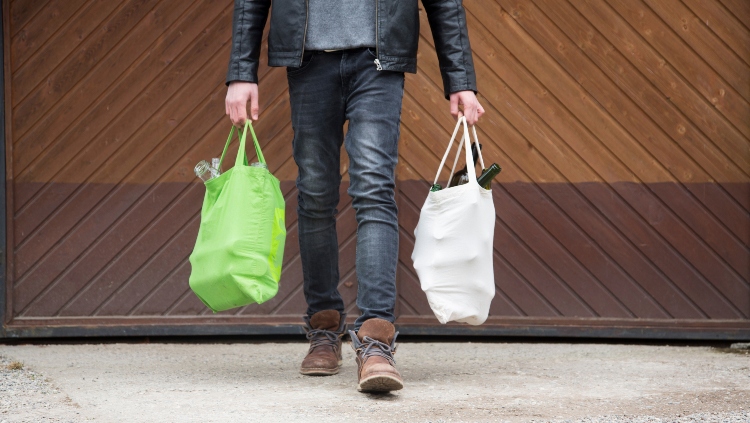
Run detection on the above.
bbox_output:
[411,116,496,325]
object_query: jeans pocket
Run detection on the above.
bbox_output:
[286,52,316,77]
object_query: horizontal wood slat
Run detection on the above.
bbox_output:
[3,0,748,338]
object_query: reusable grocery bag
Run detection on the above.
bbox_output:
[188,120,286,312]
[411,116,496,325]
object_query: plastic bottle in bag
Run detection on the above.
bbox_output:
[195,160,220,182]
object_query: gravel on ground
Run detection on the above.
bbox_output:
[0,355,91,423]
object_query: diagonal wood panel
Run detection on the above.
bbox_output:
[681,0,750,67]
[8,0,48,36]
[10,0,89,71]
[3,0,748,337]
[490,3,747,314]
[719,0,750,28]
[397,0,748,321]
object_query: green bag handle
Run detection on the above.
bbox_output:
[246,121,266,165]
[217,120,266,171]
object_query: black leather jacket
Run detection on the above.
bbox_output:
[226,0,477,98]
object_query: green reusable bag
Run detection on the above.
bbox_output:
[188,121,286,312]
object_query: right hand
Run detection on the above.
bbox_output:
[225,81,259,126]
[449,90,484,126]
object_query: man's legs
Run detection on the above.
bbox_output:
[289,48,405,390]
[288,52,349,376]
[342,48,405,392]
[289,48,404,325]
[288,51,347,318]
[341,48,403,330]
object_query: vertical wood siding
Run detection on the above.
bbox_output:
[3,0,748,337]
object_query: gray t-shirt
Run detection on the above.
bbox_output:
[305,0,376,51]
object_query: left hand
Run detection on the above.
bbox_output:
[450,91,485,125]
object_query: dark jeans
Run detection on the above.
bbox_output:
[287,47,404,330]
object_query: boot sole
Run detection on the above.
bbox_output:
[299,360,343,376]
[299,367,340,376]
[357,374,404,392]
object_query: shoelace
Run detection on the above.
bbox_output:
[350,332,399,366]
[306,329,342,351]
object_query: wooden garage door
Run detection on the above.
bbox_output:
[2,0,748,338]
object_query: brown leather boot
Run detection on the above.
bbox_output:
[300,310,346,376]
[349,318,403,392]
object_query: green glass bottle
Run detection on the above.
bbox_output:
[476,163,502,189]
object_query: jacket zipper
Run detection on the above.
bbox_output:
[300,0,309,66]
[374,0,382,70]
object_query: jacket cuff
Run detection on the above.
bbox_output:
[225,61,259,86]
[446,85,478,99]
[443,77,478,100]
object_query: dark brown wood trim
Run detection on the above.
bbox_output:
[3,316,748,340]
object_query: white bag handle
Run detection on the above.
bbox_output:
[433,117,485,187]
[472,125,486,170]
[446,132,466,187]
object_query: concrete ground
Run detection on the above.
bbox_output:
[0,340,748,423]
